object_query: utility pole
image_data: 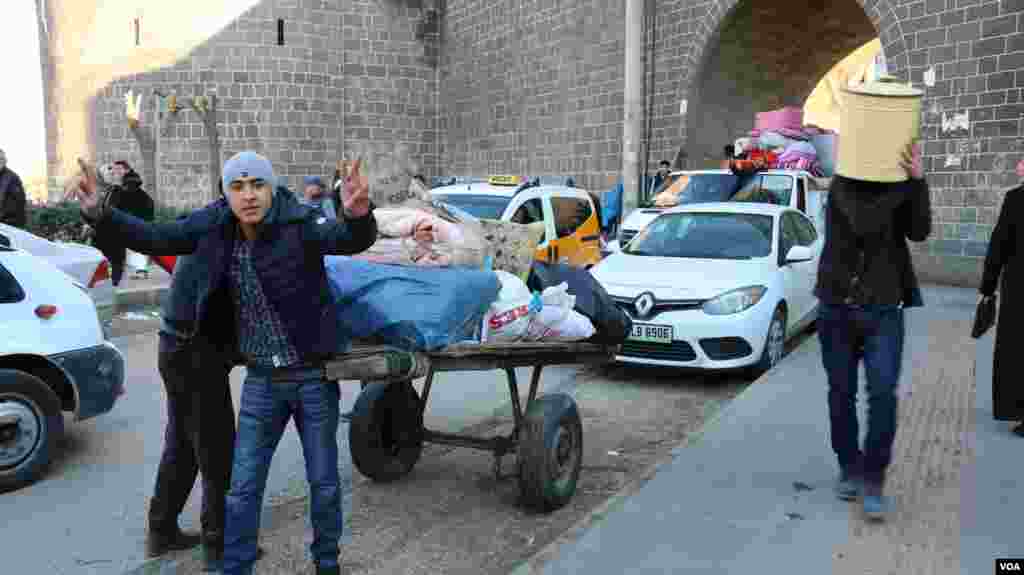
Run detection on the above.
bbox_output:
[621,0,644,217]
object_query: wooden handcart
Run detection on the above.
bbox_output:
[326,341,616,511]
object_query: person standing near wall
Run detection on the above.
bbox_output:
[301,175,336,220]
[978,158,1024,438]
[113,161,155,278]
[0,148,27,229]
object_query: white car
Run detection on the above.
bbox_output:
[591,202,821,375]
[608,169,829,253]
[0,223,115,321]
[0,245,125,490]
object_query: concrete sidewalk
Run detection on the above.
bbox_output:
[114,265,171,310]
[514,285,1019,575]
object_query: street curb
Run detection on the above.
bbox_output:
[116,285,169,312]
[507,337,821,575]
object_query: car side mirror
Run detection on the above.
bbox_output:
[785,245,813,264]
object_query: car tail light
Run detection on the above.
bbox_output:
[35,305,58,319]
[153,255,177,274]
[88,260,111,288]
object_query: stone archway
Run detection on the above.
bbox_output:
[681,0,910,168]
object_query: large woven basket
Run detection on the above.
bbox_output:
[837,76,923,183]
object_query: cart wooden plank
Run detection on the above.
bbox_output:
[324,341,616,382]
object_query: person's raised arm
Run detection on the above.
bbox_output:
[74,158,210,255]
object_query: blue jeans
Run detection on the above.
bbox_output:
[222,367,342,575]
[818,303,905,486]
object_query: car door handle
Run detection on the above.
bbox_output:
[581,234,600,242]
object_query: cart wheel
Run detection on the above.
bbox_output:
[349,381,424,482]
[517,393,583,511]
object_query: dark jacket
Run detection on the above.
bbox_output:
[113,169,155,222]
[814,175,931,307]
[0,168,27,229]
[92,169,154,273]
[92,190,377,363]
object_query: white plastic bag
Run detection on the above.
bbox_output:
[481,271,539,342]
[522,283,596,342]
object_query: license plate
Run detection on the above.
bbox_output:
[629,323,673,344]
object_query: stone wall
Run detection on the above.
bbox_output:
[62,0,440,207]
[438,0,1024,286]
[42,0,1024,285]
[440,0,627,192]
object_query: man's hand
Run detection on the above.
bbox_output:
[73,158,103,218]
[900,141,923,180]
[342,158,371,219]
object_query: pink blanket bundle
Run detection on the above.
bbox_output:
[352,207,486,268]
[755,107,804,133]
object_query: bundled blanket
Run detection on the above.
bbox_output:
[354,207,487,268]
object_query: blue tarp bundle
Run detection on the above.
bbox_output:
[325,256,501,351]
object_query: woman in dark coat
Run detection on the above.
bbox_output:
[92,161,154,285]
[979,158,1024,437]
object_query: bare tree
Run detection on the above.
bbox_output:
[125,89,221,203]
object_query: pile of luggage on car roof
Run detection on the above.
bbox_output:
[724,106,838,178]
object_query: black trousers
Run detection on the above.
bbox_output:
[148,334,236,544]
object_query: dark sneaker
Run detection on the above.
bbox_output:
[835,470,861,501]
[862,483,888,521]
[145,528,202,558]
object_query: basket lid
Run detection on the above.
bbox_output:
[842,75,923,98]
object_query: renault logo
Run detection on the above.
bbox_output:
[634,292,655,318]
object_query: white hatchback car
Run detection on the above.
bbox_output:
[0,223,115,321]
[591,202,821,375]
[0,244,125,490]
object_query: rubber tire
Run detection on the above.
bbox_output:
[349,381,423,483]
[750,306,787,379]
[0,369,63,492]
[517,393,583,512]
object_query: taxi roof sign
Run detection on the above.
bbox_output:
[488,175,521,186]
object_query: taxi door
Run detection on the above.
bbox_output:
[547,191,602,267]
[506,192,556,263]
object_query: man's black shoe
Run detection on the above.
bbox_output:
[145,528,202,558]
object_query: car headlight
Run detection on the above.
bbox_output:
[702,285,767,316]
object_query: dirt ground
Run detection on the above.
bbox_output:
[164,362,749,575]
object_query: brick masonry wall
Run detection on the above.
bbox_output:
[87,0,439,208]
[908,0,1024,285]
[440,0,627,192]
[440,0,1024,286]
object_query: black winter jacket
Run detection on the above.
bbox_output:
[91,190,377,364]
[814,175,932,307]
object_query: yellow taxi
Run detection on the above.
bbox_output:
[431,175,604,268]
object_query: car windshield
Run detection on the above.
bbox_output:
[641,173,745,207]
[431,194,511,219]
[730,174,794,206]
[624,212,774,259]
